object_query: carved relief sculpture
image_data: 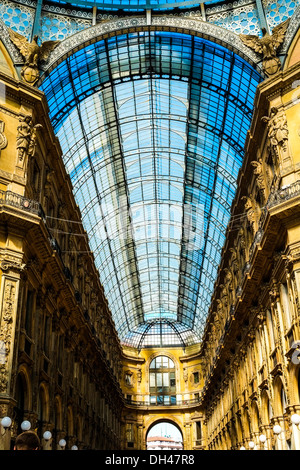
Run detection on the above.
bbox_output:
[16,115,42,167]
[261,107,289,168]
[8,29,60,86]
[251,158,266,199]
[242,196,256,234]
[239,19,290,77]
[0,279,16,393]
[0,120,7,156]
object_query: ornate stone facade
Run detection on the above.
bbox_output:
[0,65,124,450]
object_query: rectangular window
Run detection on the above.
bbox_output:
[193,372,199,384]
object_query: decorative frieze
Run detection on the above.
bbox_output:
[0,277,18,394]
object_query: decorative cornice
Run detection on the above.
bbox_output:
[32,14,263,81]
[281,4,300,55]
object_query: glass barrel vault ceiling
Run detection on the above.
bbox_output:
[49,0,220,10]
[40,31,262,349]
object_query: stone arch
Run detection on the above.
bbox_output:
[14,365,32,418]
[289,366,300,405]
[261,389,273,425]
[38,382,50,427]
[242,407,251,439]
[282,4,300,65]
[250,399,260,433]
[75,414,83,443]
[145,416,184,450]
[273,376,287,417]
[67,405,74,439]
[0,20,23,66]
[235,413,244,444]
[54,394,63,433]
[0,38,18,78]
[34,16,263,84]
[284,23,300,69]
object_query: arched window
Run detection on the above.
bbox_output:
[24,288,35,338]
[149,356,176,405]
[14,374,25,433]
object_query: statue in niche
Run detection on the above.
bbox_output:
[239,19,290,77]
[16,115,42,163]
[242,196,256,234]
[216,299,225,322]
[251,158,266,198]
[0,120,7,156]
[220,285,229,317]
[229,247,239,277]
[262,107,289,165]
[8,29,60,86]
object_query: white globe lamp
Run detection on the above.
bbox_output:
[273,424,282,435]
[59,438,66,448]
[21,420,31,431]
[1,417,12,429]
[43,431,52,441]
[291,414,300,426]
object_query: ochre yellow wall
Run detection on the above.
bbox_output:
[121,345,205,449]
[285,28,300,69]
[0,41,17,79]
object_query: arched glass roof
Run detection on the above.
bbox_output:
[48,0,220,11]
[40,30,262,348]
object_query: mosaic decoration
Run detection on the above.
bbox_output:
[206,1,261,35]
[0,0,299,44]
[0,0,34,40]
[263,0,299,30]
[40,11,91,41]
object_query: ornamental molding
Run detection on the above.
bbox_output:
[35,15,264,79]
[206,0,256,15]
[0,259,26,272]
[281,4,300,55]
[1,8,299,75]
[0,20,23,64]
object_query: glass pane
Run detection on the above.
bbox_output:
[163,373,169,386]
[156,373,162,387]
[164,396,170,405]
[150,373,155,387]
[162,357,169,368]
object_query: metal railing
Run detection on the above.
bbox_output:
[0,189,40,215]
[267,181,300,208]
[125,395,202,407]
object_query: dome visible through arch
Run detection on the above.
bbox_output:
[39,29,262,349]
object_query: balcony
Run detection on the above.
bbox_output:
[267,181,300,209]
[124,394,202,408]
[0,190,40,215]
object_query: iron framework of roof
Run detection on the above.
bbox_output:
[40,29,262,348]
